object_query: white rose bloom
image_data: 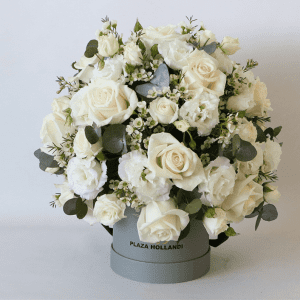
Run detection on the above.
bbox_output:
[73,128,102,161]
[179,92,220,136]
[222,174,263,223]
[96,33,119,57]
[67,157,107,200]
[54,180,75,207]
[182,49,226,97]
[203,208,229,238]
[227,66,256,111]
[158,40,193,70]
[221,36,241,55]
[236,118,257,143]
[123,41,143,66]
[51,96,70,121]
[93,55,125,82]
[237,142,263,177]
[148,132,205,191]
[264,184,281,204]
[195,30,217,47]
[93,194,126,228]
[262,139,282,173]
[210,48,233,74]
[141,24,188,50]
[246,77,272,117]
[40,113,75,155]
[173,119,190,132]
[199,156,236,206]
[149,97,179,124]
[70,78,138,127]
[137,199,190,243]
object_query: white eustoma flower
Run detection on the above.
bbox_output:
[199,156,236,206]
[264,184,281,204]
[262,139,282,173]
[149,97,179,124]
[173,120,190,132]
[158,39,193,70]
[179,92,220,136]
[51,96,71,121]
[70,78,138,127]
[203,208,229,238]
[67,157,107,200]
[221,36,241,55]
[54,180,75,207]
[96,32,119,57]
[221,174,263,223]
[123,41,143,66]
[93,54,125,82]
[236,118,257,143]
[93,194,126,228]
[147,132,205,191]
[73,128,102,161]
[182,49,226,97]
[137,199,190,243]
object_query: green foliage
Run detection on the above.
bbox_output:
[84,39,98,58]
[102,124,127,154]
[150,44,159,58]
[185,199,202,214]
[232,134,257,162]
[125,63,136,74]
[261,204,278,222]
[63,197,88,220]
[225,227,237,237]
[254,123,267,143]
[273,126,282,137]
[85,126,99,144]
[96,151,106,161]
[134,19,143,32]
[243,59,258,72]
[138,40,146,55]
[205,207,216,218]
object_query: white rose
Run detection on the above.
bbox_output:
[51,96,71,121]
[262,139,282,173]
[123,41,143,66]
[195,30,217,47]
[246,77,272,117]
[203,208,229,238]
[148,97,179,124]
[158,39,193,70]
[237,142,263,177]
[264,184,281,204]
[199,157,236,206]
[54,180,75,207]
[118,150,172,203]
[221,174,263,223]
[182,49,226,97]
[93,55,125,82]
[40,113,75,155]
[70,78,138,127]
[227,66,256,111]
[210,48,233,74]
[148,132,205,191]
[179,92,220,136]
[141,25,188,50]
[236,118,257,143]
[93,194,126,228]
[73,128,102,161]
[173,120,190,132]
[96,33,119,57]
[221,36,241,55]
[67,157,107,200]
[137,199,190,243]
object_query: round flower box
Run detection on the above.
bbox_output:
[110,206,210,284]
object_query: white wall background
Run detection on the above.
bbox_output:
[1,0,299,244]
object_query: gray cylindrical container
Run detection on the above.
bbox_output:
[110,206,210,284]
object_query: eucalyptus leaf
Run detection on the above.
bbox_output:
[84,39,98,58]
[255,209,263,231]
[177,187,202,205]
[232,134,257,162]
[54,168,65,175]
[34,149,59,171]
[176,221,191,244]
[261,204,278,221]
[264,127,274,140]
[199,42,217,54]
[85,126,99,144]
[63,198,79,215]
[244,211,259,218]
[254,123,267,143]
[76,202,88,219]
[273,126,282,137]
[102,124,126,154]
[232,134,241,156]
[135,63,170,98]
[185,199,202,214]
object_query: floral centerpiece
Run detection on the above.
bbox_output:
[35,16,283,249]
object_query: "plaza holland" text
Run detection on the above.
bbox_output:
[130,241,183,249]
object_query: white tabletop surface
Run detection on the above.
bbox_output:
[1,218,299,300]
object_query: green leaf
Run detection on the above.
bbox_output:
[255,209,263,231]
[232,134,257,162]
[84,39,98,58]
[263,185,273,193]
[238,110,246,118]
[102,124,126,154]
[134,19,143,32]
[225,227,236,237]
[261,204,278,221]
[85,126,99,144]
[205,207,216,218]
[279,142,283,147]
[185,199,202,214]
[264,127,274,140]
[138,40,146,54]
[254,123,267,143]
[125,63,135,74]
[76,202,88,219]
[232,134,241,156]
[176,221,191,244]
[150,44,159,58]
[96,151,106,161]
[63,198,79,215]
[34,149,59,171]
[273,126,282,137]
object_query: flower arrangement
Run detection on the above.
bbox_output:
[35,16,283,245]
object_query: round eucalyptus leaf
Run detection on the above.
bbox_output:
[76,202,88,219]
[63,198,79,215]
[185,198,202,214]
[102,124,126,153]
[84,39,98,58]
[232,134,241,156]
[85,126,99,144]
[261,204,278,221]
[235,139,257,162]
[245,211,259,218]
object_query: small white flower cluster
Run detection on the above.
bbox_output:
[150,57,164,71]
[128,68,153,85]
[200,137,216,151]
